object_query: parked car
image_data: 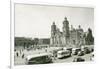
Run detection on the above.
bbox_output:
[84,47,91,54]
[72,48,81,55]
[78,51,85,56]
[73,57,85,62]
[63,47,72,55]
[67,48,72,53]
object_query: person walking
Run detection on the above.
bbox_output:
[16,52,18,57]
[22,53,24,59]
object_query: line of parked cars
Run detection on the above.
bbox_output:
[55,46,94,62]
[72,46,94,62]
[72,47,94,56]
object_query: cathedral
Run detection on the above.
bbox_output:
[50,17,86,48]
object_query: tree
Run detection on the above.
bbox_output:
[85,28,94,45]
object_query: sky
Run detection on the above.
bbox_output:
[15,4,94,38]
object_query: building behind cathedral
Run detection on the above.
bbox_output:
[50,17,86,48]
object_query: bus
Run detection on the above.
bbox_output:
[57,50,71,59]
[26,53,53,64]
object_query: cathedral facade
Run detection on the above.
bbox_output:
[50,17,86,48]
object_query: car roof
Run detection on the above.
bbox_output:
[57,50,69,53]
[72,48,80,50]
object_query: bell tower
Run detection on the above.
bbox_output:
[51,22,56,36]
[50,22,57,45]
[62,17,70,44]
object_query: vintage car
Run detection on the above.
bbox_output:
[26,53,53,64]
[73,57,85,62]
[84,47,91,54]
[72,48,81,55]
[78,51,85,56]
